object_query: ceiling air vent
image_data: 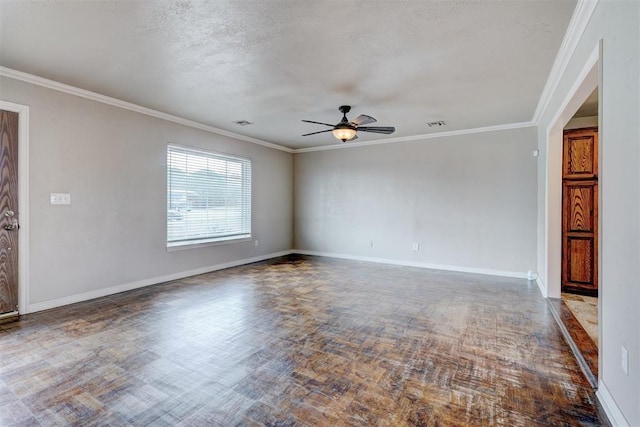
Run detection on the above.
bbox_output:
[233,120,253,126]
[427,121,446,127]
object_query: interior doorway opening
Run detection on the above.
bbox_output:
[0,100,30,317]
[560,90,599,383]
[544,43,600,388]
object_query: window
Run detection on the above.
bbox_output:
[167,144,251,247]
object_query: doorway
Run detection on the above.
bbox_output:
[559,91,599,382]
[0,109,19,320]
[544,43,601,387]
[0,100,29,318]
[562,98,599,296]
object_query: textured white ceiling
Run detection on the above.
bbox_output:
[0,0,577,149]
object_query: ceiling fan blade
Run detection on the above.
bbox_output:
[347,134,359,141]
[356,126,396,134]
[302,129,334,136]
[351,114,376,126]
[302,119,335,127]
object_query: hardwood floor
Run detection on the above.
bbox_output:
[547,297,599,387]
[0,255,609,426]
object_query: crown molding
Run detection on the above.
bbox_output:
[532,0,599,125]
[293,121,535,153]
[0,66,294,153]
[2,65,533,154]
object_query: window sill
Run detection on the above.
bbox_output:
[167,235,252,251]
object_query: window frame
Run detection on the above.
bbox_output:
[166,143,252,249]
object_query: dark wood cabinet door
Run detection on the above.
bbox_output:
[562,127,598,296]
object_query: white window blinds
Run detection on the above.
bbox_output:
[167,144,251,247]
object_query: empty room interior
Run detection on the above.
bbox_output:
[0,0,638,426]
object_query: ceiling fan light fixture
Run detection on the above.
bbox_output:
[302,105,395,143]
[332,126,357,142]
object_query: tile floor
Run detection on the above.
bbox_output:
[562,293,598,347]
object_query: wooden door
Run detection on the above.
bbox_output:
[0,110,19,315]
[562,128,598,295]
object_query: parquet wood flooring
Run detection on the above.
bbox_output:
[0,255,609,426]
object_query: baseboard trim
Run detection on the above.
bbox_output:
[26,250,294,314]
[293,250,529,279]
[596,380,629,427]
[536,276,547,298]
[26,249,532,313]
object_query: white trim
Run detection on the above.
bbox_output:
[536,276,547,298]
[294,250,529,279]
[532,0,599,124]
[294,121,535,153]
[0,66,536,155]
[166,236,253,251]
[545,46,600,135]
[26,250,293,314]
[0,66,293,154]
[0,66,538,155]
[597,381,630,427]
[0,100,29,316]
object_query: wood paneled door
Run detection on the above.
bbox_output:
[0,109,19,316]
[562,128,598,296]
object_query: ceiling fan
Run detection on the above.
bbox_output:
[302,105,396,142]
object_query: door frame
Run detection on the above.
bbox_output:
[0,100,29,315]
[543,41,602,381]
[544,43,600,300]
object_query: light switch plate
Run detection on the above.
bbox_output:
[50,193,71,205]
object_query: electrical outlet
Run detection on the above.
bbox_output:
[621,346,629,375]
[254,240,259,247]
[412,243,420,252]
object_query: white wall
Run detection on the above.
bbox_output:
[537,1,640,424]
[294,127,538,276]
[0,76,293,310]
